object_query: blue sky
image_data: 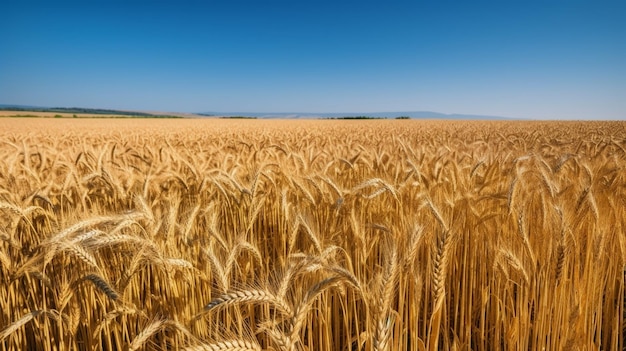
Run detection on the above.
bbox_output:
[1,0,625,119]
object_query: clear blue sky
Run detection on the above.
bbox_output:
[1,0,625,119]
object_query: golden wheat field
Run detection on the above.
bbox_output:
[0,118,624,350]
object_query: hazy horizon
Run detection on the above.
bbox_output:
[0,103,523,119]
[2,0,625,120]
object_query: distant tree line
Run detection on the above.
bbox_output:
[324,116,412,120]
[325,116,385,120]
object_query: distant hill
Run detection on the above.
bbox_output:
[1,105,521,120]
[200,111,520,120]
[0,104,189,118]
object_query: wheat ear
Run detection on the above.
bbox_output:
[129,319,165,351]
[185,340,262,351]
[83,273,119,301]
[0,310,59,342]
[204,289,292,316]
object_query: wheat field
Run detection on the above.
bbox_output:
[0,118,624,350]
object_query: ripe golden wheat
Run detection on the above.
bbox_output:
[0,118,624,350]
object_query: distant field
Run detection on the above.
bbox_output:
[0,110,189,119]
[1,118,624,350]
[0,110,143,119]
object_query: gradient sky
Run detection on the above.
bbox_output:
[1,0,625,119]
